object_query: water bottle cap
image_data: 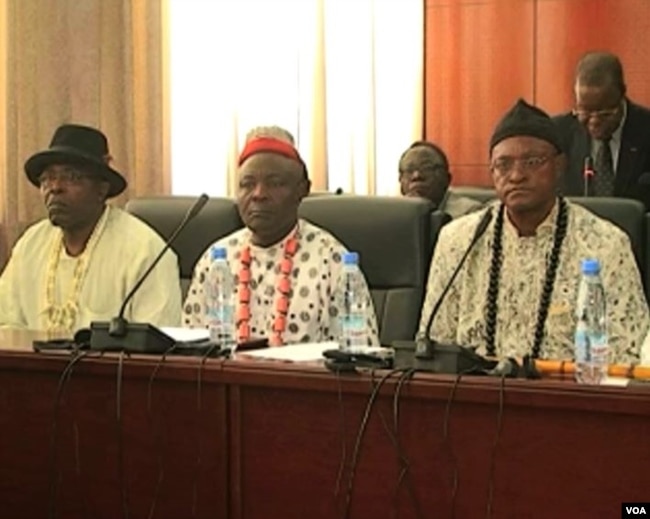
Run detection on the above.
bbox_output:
[211,247,227,260]
[342,252,359,265]
[581,258,601,274]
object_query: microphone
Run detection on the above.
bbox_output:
[89,194,209,353]
[417,208,493,355]
[391,208,495,374]
[583,156,594,197]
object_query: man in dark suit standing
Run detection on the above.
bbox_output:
[553,51,650,208]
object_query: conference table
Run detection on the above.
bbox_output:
[0,330,649,519]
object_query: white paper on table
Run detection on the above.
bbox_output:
[160,327,210,343]
[600,376,629,387]
[240,342,388,362]
[240,341,339,362]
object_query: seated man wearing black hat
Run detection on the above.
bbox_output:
[418,99,649,363]
[0,124,182,335]
[399,140,483,218]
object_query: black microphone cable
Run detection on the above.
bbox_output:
[333,368,349,503]
[192,343,226,519]
[115,351,130,519]
[145,343,180,519]
[372,368,424,519]
[71,417,92,519]
[390,368,425,519]
[47,349,93,519]
[441,366,496,519]
[371,368,425,519]
[485,374,506,519]
[340,368,403,519]
[441,372,465,519]
[145,340,223,519]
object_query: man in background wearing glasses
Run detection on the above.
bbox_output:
[418,99,648,363]
[398,141,483,218]
[554,51,650,207]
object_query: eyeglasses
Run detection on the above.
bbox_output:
[490,155,555,177]
[38,168,93,188]
[572,105,621,121]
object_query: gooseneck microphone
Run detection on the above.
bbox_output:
[583,156,594,197]
[416,208,493,358]
[109,193,209,336]
[90,194,209,353]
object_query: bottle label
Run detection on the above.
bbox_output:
[574,325,608,364]
[589,333,609,364]
[574,325,589,363]
[339,313,367,350]
[208,305,233,326]
[340,313,365,331]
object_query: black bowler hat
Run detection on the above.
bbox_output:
[24,124,127,197]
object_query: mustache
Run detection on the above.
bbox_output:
[46,199,67,207]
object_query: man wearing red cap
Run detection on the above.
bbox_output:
[183,127,379,347]
[0,124,182,335]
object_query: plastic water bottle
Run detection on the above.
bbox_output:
[574,258,609,384]
[206,247,236,354]
[337,252,371,354]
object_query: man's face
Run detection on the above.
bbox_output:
[236,153,309,242]
[39,164,109,230]
[574,81,624,141]
[491,136,561,215]
[398,146,450,205]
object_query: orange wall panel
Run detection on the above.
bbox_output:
[535,0,650,115]
[425,0,650,186]
[425,0,535,185]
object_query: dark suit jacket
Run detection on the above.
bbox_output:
[553,99,650,209]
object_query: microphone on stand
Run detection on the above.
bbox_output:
[89,194,209,353]
[583,156,594,197]
[416,209,493,357]
[392,209,497,374]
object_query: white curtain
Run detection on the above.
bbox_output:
[168,0,423,196]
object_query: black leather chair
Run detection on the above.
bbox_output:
[298,195,435,345]
[569,197,646,276]
[125,196,244,296]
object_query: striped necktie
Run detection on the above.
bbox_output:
[593,138,615,196]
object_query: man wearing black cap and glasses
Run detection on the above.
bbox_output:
[418,99,648,363]
[0,124,182,335]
